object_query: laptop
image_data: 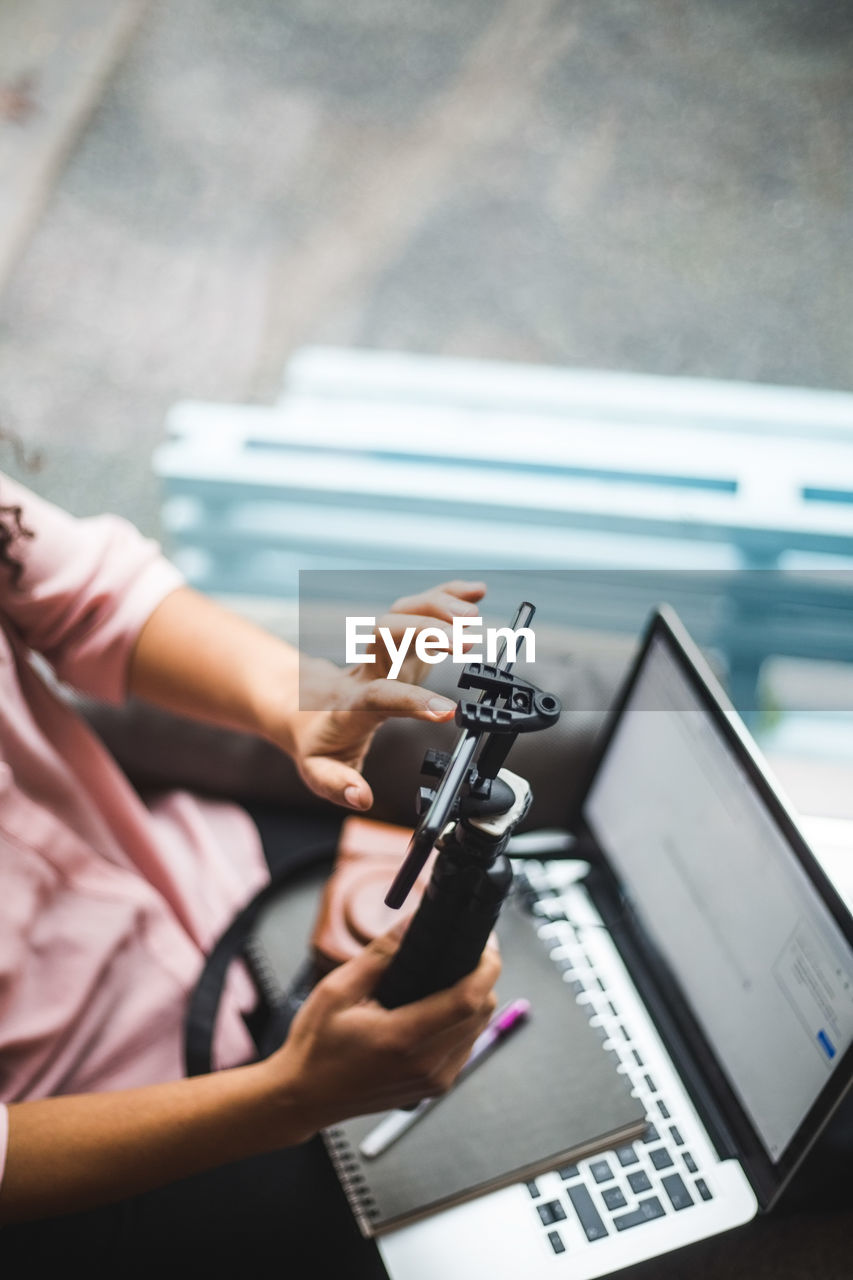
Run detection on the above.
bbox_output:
[378,604,853,1280]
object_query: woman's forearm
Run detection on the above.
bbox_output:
[127,586,299,752]
[126,579,472,812]
[0,931,501,1225]
[0,1061,294,1224]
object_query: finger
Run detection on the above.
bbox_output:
[372,613,454,644]
[321,922,408,1005]
[435,580,487,602]
[388,581,485,615]
[373,616,482,658]
[355,680,456,723]
[416,990,498,1063]
[364,615,483,685]
[299,755,374,811]
[386,591,480,624]
[380,944,502,1042]
[360,614,452,678]
[417,993,499,1075]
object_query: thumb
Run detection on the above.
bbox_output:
[299,756,374,812]
[326,920,407,1005]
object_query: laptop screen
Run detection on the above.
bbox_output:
[583,626,853,1165]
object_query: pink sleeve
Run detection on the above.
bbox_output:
[0,1103,7,1192]
[0,473,184,703]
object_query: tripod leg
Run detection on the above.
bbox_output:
[375,852,512,1009]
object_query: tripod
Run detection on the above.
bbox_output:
[376,638,561,1009]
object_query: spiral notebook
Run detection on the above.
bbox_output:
[322,890,646,1237]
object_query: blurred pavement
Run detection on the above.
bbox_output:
[0,0,851,534]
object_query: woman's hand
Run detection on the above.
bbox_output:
[261,923,501,1143]
[0,929,500,1223]
[130,577,486,811]
[276,579,486,810]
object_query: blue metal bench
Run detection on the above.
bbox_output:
[153,347,853,714]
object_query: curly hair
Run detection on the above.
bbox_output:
[0,500,33,586]
[0,426,37,587]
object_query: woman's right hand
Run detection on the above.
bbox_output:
[260,925,501,1144]
[0,925,499,1224]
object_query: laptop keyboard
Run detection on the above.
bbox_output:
[516,865,716,1257]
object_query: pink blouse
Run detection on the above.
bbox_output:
[0,475,269,1190]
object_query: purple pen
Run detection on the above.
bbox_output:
[461,997,532,1077]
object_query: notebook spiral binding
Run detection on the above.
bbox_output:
[324,1126,382,1236]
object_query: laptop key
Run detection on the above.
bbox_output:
[615,1145,639,1167]
[658,1101,671,1120]
[602,1186,628,1212]
[643,1124,660,1143]
[695,1179,713,1201]
[628,1170,652,1194]
[547,1230,566,1255]
[589,1159,614,1184]
[649,1147,675,1170]
[613,1197,666,1231]
[537,1200,567,1227]
[566,1185,609,1241]
[683,1152,698,1174]
[669,1126,683,1146]
[661,1172,694,1211]
[558,1164,580,1181]
[526,1180,541,1198]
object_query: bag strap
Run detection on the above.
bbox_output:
[184,840,336,1077]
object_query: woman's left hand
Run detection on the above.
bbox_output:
[280,580,486,810]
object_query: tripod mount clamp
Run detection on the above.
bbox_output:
[460,767,532,843]
[455,664,561,741]
[412,662,560,835]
